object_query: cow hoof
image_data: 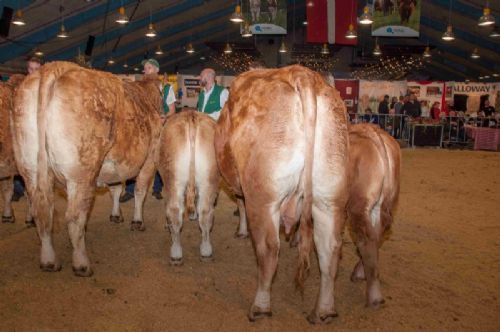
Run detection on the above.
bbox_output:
[169,257,183,266]
[306,311,338,325]
[2,215,15,223]
[200,255,214,263]
[109,215,124,223]
[40,262,62,272]
[367,298,385,309]
[188,212,198,222]
[248,306,272,322]
[350,273,366,282]
[72,266,93,277]
[25,219,36,228]
[234,232,249,239]
[130,221,145,231]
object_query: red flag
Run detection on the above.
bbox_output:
[306,0,357,45]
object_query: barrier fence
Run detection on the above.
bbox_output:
[348,113,500,151]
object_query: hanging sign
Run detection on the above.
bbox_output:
[242,0,287,34]
[371,0,421,37]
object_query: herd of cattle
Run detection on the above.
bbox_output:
[0,62,400,324]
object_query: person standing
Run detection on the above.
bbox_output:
[481,100,495,117]
[196,68,229,121]
[120,58,174,202]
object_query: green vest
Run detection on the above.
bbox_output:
[197,85,224,114]
[162,84,172,113]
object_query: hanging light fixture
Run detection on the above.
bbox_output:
[278,39,288,53]
[145,23,157,38]
[186,43,195,54]
[442,0,455,41]
[108,57,115,65]
[123,62,128,68]
[134,67,139,72]
[345,24,357,39]
[423,46,432,57]
[490,26,500,38]
[230,3,244,23]
[442,25,455,41]
[302,21,308,26]
[320,43,330,55]
[470,48,480,59]
[116,5,129,25]
[306,1,314,7]
[242,22,252,38]
[57,23,69,38]
[34,48,43,57]
[224,43,233,54]
[373,43,382,56]
[492,73,499,77]
[478,2,495,26]
[359,6,373,25]
[155,45,164,55]
[12,9,26,26]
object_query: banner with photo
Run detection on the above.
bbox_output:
[242,0,287,34]
[358,80,407,113]
[371,0,421,37]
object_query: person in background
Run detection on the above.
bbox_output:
[363,108,379,124]
[481,100,495,117]
[402,93,421,118]
[378,95,390,115]
[430,101,441,120]
[390,96,398,111]
[12,56,43,202]
[420,100,430,118]
[120,58,173,202]
[196,68,229,121]
[394,96,405,115]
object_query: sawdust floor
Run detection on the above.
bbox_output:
[0,149,499,331]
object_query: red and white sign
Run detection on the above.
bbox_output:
[307,0,357,45]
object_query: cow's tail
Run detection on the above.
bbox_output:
[33,65,65,232]
[295,70,318,290]
[185,113,197,221]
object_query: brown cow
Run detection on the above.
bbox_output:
[12,61,162,276]
[347,124,400,307]
[0,74,33,225]
[215,65,349,323]
[156,110,219,264]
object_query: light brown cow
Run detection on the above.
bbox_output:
[347,123,400,307]
[0,74,33,225]
[156,110,219,264]
[12,61,162,276]
[215,65,349,323]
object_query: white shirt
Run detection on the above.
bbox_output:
[164,85,176,105]
[201,85,229,121]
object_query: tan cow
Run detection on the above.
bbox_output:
[0,74,33,225]
[347,124,400,307]
[215,65,349,323]
[12,61,162,276]
[156,110,219,264]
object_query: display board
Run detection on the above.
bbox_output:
[242,0,287,34]
[372,0,421,37]
[358,80,407,113]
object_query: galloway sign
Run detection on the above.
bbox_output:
[453,83,497,95]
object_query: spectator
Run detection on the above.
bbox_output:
[420,100,430,118]
[363,108,379,124]
[390,96,398,111]
[402,93,421,118]
[481,100,495,117]
[431,102,441,120]
[378,95,390,114]
[196,68,229,121]
[394,96,405,115]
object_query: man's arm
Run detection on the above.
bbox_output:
[166,87,176,117]
[220,88,229,109]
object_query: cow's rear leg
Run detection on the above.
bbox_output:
[197,187,217,261]
[235,197,248,239]
[131,157,155,231]
[357,232,384,308]
[307,205,344,324]
[108,184,124,223]
[25,196,35,227]
[166,185,185,265]
[247,204,279,321]
[36,178,60,272]
[66,182,95,277]
[350,256,366,281]
[1,178,15,223]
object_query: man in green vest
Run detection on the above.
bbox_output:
[197,68,229,121]
[120,58,175,202]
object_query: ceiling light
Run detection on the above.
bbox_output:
[123,63,128,68]
[423,46,431,57]
[302,21,308,26]
[478,6,495,26]
[34,48,43,57]
[307,1,314,7]
[230,5,244,23]
[57,24,69,38]
[483,75,490,79]
[278,40,288,53]
[442,25,455,41]
[186,43,195,54]
[200,56,206,60]
[320,43,330,55]
[223,43,233,54]
[242,22,252,38]
[145,23,157,38]
[478,76,483,80]
[134,67,139,72]
[490,27,500,38]
[373,43,382,56]
[155,45,164,55]
[470,48,480,59]
[12,9,26,26]
[108,57,115,65]
[116,6,129,24]
[492,73,499,77]
[359,6,373,25]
